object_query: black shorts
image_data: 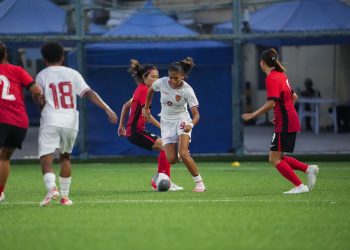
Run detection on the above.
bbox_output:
[127,130,159,151]
[0,123,27,149]
[270,132,297,153]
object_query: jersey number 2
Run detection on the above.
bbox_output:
[49,82,74,109]
[0,75,16,101]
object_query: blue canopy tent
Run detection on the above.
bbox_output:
[0,0,106,36]
[70,1,233,156]
[213,0,350,46]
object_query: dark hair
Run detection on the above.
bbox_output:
[260,48,285,72]
[41,41,64,64]
[304,78,313,89]
[128,59,157,83]
[0,42,7,61]
[168,57,195,78]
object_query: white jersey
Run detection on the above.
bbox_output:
[152,77,199,121]
[36,66,90,130]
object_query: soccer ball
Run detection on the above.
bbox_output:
[151,173,171,192]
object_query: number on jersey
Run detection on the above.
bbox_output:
[49,81,74,109]
[0,75,16,101]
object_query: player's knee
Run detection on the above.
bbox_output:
[0,148,15,160]
[179,150,190,161]
[269,156,279,166]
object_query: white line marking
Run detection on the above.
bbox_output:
[0,199,336,206]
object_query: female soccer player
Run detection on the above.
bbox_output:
[242,48,319,194]
[0,42,43,203]
[118,59,183,191]
[143,57,206,192]
[36,41,117,206]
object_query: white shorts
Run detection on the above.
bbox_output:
[161,119,192,146]
[38,126,78,157]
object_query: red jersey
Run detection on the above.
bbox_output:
[0,64,34,128]
[126,83,148,136]
[266,70,300,132]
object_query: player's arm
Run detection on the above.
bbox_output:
[143,88,154,122]
[242,100,275,121]
[147,113,160,129]
[29,83,45,110]
[184,106,200,133]
[118,98,132,136]
[83,89,118,124]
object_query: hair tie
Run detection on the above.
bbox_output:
[271,57,276,61]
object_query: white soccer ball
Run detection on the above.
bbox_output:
[151,173,171,192]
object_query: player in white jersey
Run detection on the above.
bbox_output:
[35,41,118,206]
[144,57,206,192]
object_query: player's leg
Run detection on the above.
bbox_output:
[0,147,15,202]
[282,160,318,190]
[57,128,78,206]
[38,126,60,206]
[269,132,308,194]
[0,124,27,202]
[59,153,72,205]
[178,134,205,192]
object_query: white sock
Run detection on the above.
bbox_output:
[193,174,203,184]
[43,173,56,191]
[59,177,71,198]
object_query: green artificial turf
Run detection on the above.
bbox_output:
[1,161,349,250]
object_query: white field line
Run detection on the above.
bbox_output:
[0,199,337,206]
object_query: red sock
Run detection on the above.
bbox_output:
[157,150,171,177]
[0,185,4,194]
[276,160,302,186]
[282,156,308,173]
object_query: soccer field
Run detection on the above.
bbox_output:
[1,161,349,250]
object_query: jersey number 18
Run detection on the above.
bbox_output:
[49,81,74,109]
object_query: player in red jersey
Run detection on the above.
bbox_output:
[118,59,183,191]
[242,48,319,194]
[0,42,43,202]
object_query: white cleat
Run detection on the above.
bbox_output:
[283,184,309,194]
[169,182,184,191]
[40,187,60,207]
[0,192,5,202]
[306,165,319,190]
[193,182,206,192]
[60,197,73,206]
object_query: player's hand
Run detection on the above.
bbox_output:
[142,107,151,122]
[184,125,192,133]
[106,109,118,124]
[242,113,254,121]
[118,127,126,137]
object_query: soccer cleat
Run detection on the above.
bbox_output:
[0,192,5,202]
[306,165,319,190]
[192,182,206,192]
[60,197,73,206]
[169,182,184,191]
[151,178,157,190]
[283,184,309,194]
[39,187,60,207]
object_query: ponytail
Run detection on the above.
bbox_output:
[128,59,157,83]
[168,57,195,78]
[260,48,286,72]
